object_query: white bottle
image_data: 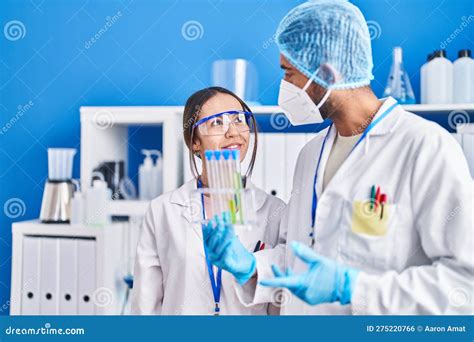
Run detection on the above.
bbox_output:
[85,172,110,227]
[70,191,84,225]
[139,149,154,200]
[151,150,163,198]
[453,49,473,104]
[420,53,433,104]
[425,50,453,104]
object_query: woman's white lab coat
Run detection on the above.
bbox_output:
[131,179,285,315]
[237,97,474,315]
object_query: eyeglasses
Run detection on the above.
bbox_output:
[193,110,254,136]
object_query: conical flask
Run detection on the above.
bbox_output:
[383,47,416,104]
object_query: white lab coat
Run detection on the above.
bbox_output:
[237,97,474,315]
[131,179,285,315]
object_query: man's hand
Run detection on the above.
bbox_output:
[260,241,359,305]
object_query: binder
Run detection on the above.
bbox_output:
[77,239,96,315]
[39,237,59,315]
[183,149,199,183]
[263,133,286,200]
[59,238,78,315]
[461,133,474,177]
[451,133,462,146]
[21,236,40,314]
[252,133,265,189]
[284,134,308,202]
[458,124,474,177]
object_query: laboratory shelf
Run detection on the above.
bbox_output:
[80,106,183,195]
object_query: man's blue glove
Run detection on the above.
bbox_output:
[260,241,359,305]
[202,215,256,284]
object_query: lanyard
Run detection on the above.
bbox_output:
[197,179,222,315]
[309,102,399,245]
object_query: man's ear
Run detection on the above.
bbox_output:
[317,63,342,86]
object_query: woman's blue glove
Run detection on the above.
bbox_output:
[202,215,256,284]
[260,241,359,305]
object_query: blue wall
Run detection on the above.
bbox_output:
[0,0,473,314]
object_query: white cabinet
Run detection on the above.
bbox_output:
[10,221,127,315]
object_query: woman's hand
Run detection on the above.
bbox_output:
[202,215,256,284]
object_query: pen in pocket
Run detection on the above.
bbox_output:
[380,194,387,219]
[254,240,261,252]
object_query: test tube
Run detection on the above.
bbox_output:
[222,150,237,223]
[213,150,227,218]
[204,150,218,219]
[231,150,244,224]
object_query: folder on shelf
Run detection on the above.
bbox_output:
[39,237,59,315]
[263,133,286,200]
[284,133,307,202]
[21,236,41,315]
[252,134,266,190]
[77,239,96,315]
[59,238,78,315]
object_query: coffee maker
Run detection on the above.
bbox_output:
[40,148,77,223]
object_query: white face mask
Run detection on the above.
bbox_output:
[277,72,332,126]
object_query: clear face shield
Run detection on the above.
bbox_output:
[192,110,255,136]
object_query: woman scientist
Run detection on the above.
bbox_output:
[131,87,285,315]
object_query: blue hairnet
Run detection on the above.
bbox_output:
[276,0,374,89]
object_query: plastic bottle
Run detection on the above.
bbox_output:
[151,150,163,198]
[453,49,473,104]
[70,191,84,225]
[383,47,416,104]
[139,149,154,200]
[70,179,83,225]
[85,172,110,227]
[420,53,433,104]
[424,50,453,104]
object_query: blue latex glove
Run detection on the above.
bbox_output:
[202,215,256,284]
[260,241,359,305]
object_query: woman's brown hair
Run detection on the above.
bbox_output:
[182,86,258,185]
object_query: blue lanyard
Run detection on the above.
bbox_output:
[310,102,399,242]
[197,179,222,315]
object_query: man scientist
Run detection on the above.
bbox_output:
[202,0,473,314]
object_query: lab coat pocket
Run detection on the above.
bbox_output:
[351,200,390,237]
[235,223,265,252]
[341,200,397,271]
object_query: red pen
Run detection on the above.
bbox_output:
[380,194,387,219]
[374,186,381,211]
[260,243,265,251]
